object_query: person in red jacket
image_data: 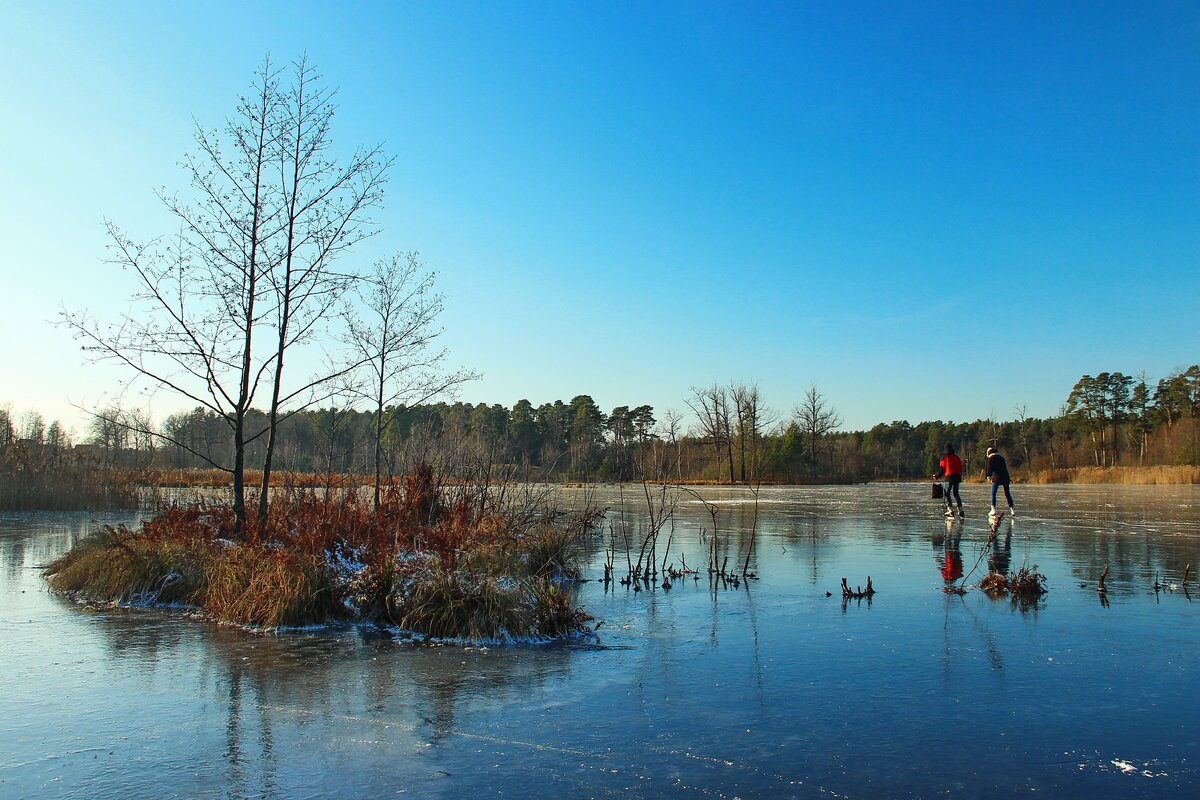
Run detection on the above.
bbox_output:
[937,444,964,517]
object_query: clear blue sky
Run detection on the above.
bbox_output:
[2,1,1197,436]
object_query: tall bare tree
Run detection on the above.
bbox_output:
[730,383,774,483]
[19,412,45,444]
[344,252,477,507]
[687,384,734,483]
[62,56,387,532]
[256,55,389,520]
[793,385,841,481]
[1013,403,1034,468]
[657,408,684,481]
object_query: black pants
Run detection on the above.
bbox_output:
[944,476,962,509]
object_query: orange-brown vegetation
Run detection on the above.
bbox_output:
[144,468,374,488]
[980,565,1048,604]
[44,465,593,639]
[1024,465,1200,485]
[0,442,141,510]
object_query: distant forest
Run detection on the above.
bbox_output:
[3,366,1198,485]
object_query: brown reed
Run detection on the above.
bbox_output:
[1024,465,1200,485]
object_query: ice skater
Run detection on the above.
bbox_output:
[937,444,964,518]
[984,446,1015,517]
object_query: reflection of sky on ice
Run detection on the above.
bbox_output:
[1,484,1198,798]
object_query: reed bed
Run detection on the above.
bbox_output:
[147,468,375,488]
[1025,465,1200,485]
[0,456,141,510]
[43,466,594,640]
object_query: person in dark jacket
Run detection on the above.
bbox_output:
[937,444,964,518]
[984,446,1014,517]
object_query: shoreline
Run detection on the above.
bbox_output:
[1021,465,1200,485]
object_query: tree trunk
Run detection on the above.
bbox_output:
[374,358,386,510]
[233,409,247,531]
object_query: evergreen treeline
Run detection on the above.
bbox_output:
[5,365,1198,486]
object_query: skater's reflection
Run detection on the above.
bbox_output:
[937,519,963,583]
[988,523,1012,576]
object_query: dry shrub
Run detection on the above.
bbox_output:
[978,572,1008,595]
[390,569,525,640]
[527,578,591,637]
[44,526,204,605]
[404,462,439,523]
[978,565,1048,603]
[200,545,338,628]
[1009,565,1048,598]
[42,464,590,640]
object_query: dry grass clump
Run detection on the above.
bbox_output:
[1009,565,1048,597]
[390,569,525,640]
[979,565,1048,603]
[201,545,339,628]
[978,571,1007,595]
[523,524,584,578]
[387,569,590,641]
[43,465,592,639]
[527,579,589,638]
[44,524,205,605]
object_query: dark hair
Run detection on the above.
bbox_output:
[944,444,956,455]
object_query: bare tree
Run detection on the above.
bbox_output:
[0,405,14,450]
[62,56,387,533]
[19,411,45,444]
[793,385,841,481]
[730,383,752,482]
[730,383,775,483]
[85,406,158,467]
[657,408,684,481]
[1013,403,1033,468]
[344,252,477,508]
[687,384,734,484]
[256,56,390,520]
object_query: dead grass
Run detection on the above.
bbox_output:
[503,523,582,579]
[527,578,590,637]
[979,565,1048,604]
[1025,465,1200,485]
[390,569,525,640]
[978,572,1008,595]
[0,450,142,510]
[200,545,339,628]
[147,468,375,488]
[386,569,590,641]
[43,525,206,605]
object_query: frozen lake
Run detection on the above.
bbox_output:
[2,483,1198,798]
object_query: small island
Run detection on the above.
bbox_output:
[44,464,595,640]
